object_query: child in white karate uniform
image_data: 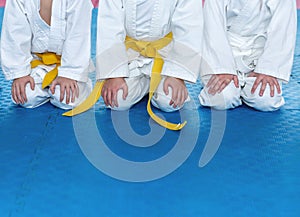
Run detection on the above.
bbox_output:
[199,0,297,111]
[1,0,93,109]
[96,0,203,112]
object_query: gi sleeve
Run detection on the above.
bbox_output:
[58,0,93,82]
[200,0,237,77]
[0,0,33,80]
[96,0,129,80]
[255,0,297,82]
[162,0,204,83]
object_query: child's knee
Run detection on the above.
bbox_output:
[110,90,133,111]
[241,82,284,111]
[242,92,285,111]
[199,82,241,110]
[19,83,49,108]
[110,77,149,111]
[50,85,71,109]
[254,96,284,111]
[50,80,92,110]
[151,87,185,112]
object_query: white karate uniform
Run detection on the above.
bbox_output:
[199,0,297,111]
[1,0,93,109]
[96,0,203,111]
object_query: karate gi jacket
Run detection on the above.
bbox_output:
[201,0,297,82]
[1,0,93,82]
[96,0,203,83]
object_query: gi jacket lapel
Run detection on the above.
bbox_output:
[48,0,67,54]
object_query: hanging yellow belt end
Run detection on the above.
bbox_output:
[42,69,58,89]
[175,121,187,130]
[146,100,187,131]
[42,71,57,89]
[62,81,104,117]
[62,32,187,130]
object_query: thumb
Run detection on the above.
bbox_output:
[29,77,35,90]
[248,72,256,77]
[163,79,169,95]
[122,83,128,100]
[50,80,57,94]
[233,75,239,88]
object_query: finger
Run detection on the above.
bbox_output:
[122,83,128,100]
[169,98,174,106]
[218,80,230,93]
[102,89,108,106]
[50,80,58,94]
[169,86,176,106]
[178,89,185,108]
[174,89,182,108]
[15,84,23,104]
[251,78,262,94]
[274,79,281,94]
[75,82,79,98]
[60,85,65,102]
[29,77,35,90]
[208,83,220,95]
[65,85,71,104]
[184,89,189,102]
[71,84,76,103]
[163,79,169,95]
[101,86,106,98]
[178,93,184,108]
[20,82,27,103]
[233,76,239,88]
[106,89,112,107]
[179,89,186,107]
[171,86,179,108]
[206,75,216,88]
[269,82,275,97]
[12,84,18,104]
[259,81,267,97]
[179,87,187,107]
[209,79,221,95]
[214,80,223,91]
[112,90,118,107]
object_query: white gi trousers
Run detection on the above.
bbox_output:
[111,73,190,112]
[198,0,296,111]
[97,0,202,112]
[199,72,284,111]
[1,0,93,109]
[14,67,92,110]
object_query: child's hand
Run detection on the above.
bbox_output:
[12,75,35,104]
[248,72,281,97]
[206,74,239,95]
[101,78,128,107]
[163,77,188,108]
[50,76,79,104]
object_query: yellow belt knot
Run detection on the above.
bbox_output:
[31,52,61,88]
[63,32,187,130]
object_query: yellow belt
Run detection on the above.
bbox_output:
[31,52,61,88]
[63,32,186,130]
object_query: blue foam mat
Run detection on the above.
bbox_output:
[0,8,300,217]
